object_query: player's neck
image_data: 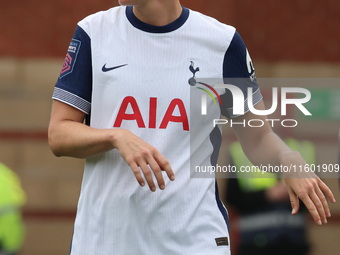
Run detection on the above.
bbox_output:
[132,0,182,26]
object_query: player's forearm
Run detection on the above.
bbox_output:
[238,127,307,175]
[243,129,292,167]
[48,120,117,158]
[232,101,301,169]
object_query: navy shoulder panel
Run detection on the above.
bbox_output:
[53,25,92,113]
[221,31,261,118]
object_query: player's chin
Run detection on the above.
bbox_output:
[118,0,138,6]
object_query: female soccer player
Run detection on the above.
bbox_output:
[48,0,335,254]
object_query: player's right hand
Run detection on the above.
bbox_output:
[112,129,175,192]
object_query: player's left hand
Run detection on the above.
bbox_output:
[281,152,336,225]
[230,100,336,225]
[284,177,335,225]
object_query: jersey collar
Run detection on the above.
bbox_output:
[125,6,189,33]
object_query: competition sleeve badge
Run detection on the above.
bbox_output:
[59,39,81,79]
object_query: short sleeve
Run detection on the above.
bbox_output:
[52,25,92,114]
[220,31,262,118]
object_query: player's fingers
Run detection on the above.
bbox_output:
[139,161,156,192]
[300,195,321,225]
[147,157,166,190]
[129,162,145,187]
[309,189,327,224]
[316,178,334,218]
[154,153,175,181]
[314,185,331,219]
[287,186,300,215]
[318,178,336,204]
[295,180,323,225]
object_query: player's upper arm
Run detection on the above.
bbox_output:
[50,100,87,125]
[49,24,92,152]
[48,100,87,139]
[48,100,87,156]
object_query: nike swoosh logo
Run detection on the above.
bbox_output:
[102,64,128,72]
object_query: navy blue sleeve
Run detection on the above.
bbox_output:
[52,25,92,114]
[220,31,262,118]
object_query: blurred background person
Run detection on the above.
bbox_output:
[0,163,26,255]
[226,138,315,255]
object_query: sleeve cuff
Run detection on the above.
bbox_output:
[226,88,262,118]
[52,87,91,114]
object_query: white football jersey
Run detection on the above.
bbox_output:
[53,5,261,255]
